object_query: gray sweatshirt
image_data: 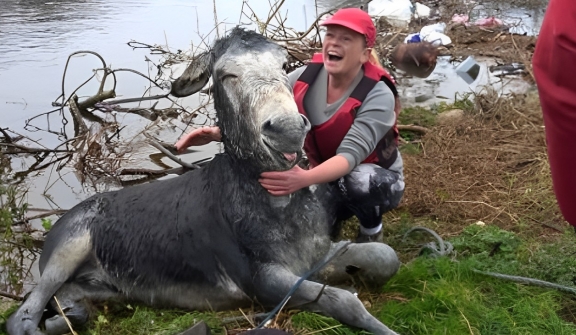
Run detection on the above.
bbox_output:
[288,66,404,175]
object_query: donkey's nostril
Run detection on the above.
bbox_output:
[262,119,274,132]
[301,115,311,130]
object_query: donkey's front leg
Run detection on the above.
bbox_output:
[254,264,400,335]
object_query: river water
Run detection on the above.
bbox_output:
[0,0,545,212]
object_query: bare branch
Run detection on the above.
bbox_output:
[0,143,72,154]
[0,290,24,301]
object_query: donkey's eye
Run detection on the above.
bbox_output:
[221,74,238,81]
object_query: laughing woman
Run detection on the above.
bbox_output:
[176,8,404,243]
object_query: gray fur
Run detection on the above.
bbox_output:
[7,27,401,335]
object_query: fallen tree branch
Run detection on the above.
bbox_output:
[78,90,116,110]
[0,143,72,155]
[69,95,89,136]
[0,290,24,301]
[119,167,186,176]
[146,138,202,169]
[12,209,68,226]
[100,94,169,105]
[0,128,13,143]
[397,124,430,134]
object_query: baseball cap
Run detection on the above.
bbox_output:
[320,8,376,47]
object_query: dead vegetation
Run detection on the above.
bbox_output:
[399,87,565,237]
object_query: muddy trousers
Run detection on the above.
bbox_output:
[327,163,405,234]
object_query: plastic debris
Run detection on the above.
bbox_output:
[414,2,431,18]
[451,14,470,24]
[455,56,481,84]
[368,0,413,28]
[420,22,446,36]
[404,33,422,43]
[474,17,504,28]
[419,23,451,46]
[422,31,452,46]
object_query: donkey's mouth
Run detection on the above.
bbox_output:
[283,152,298,162]
[262,137,302,166]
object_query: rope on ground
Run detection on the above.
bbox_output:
[472,269,576,295]
[401,226,576,295]
[402,226,454,257]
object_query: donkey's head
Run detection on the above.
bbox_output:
[171,27,310,172]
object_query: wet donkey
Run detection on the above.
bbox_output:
[7,27,401,335]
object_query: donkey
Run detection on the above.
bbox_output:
[7,27,401,335]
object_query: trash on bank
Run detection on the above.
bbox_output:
[404,23,452,47]
[455,56,481,84]
[451,14,504,28]
[414,2,431,19]
[451,14,470,24]
[474,17,504,28]
[368,0,413,28]
[489,63,526,77]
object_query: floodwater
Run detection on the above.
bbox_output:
[0,0,545,213]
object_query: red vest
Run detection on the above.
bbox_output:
[294,53,399,168]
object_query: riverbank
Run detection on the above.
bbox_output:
[4,0,575,334]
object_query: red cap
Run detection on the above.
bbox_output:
[320,8,376,47]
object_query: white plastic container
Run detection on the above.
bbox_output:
[455,56,481,84]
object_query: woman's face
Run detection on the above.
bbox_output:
[322,25,370,78]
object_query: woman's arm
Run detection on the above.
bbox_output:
[259,155,351,196]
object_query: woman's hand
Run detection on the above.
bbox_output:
[175,126,221,153]
[259,165,311,196]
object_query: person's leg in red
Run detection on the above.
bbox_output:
[533,0,576,226]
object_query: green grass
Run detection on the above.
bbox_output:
[78,304,224,335]
[290,224,576,335]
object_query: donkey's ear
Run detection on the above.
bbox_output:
[170,52,212,98]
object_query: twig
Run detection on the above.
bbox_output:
[146,137,202,169]
[0,128,13,143]
[264,0,286,30]
[510,33,535,81]
[397,124,429,134]
[77,90,116,110]
[119,167,187,176]
[14,210,68,225]
[54,296,78,335]
[268,9,334,42]
[100,94,169,105]
[0,143,72,154]
[238,308,257,328]
[0,290,24,301]
[69,95,88,136]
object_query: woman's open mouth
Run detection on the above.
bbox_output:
[327,51,343,62]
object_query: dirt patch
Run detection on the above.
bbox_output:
[446,25,536,67]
